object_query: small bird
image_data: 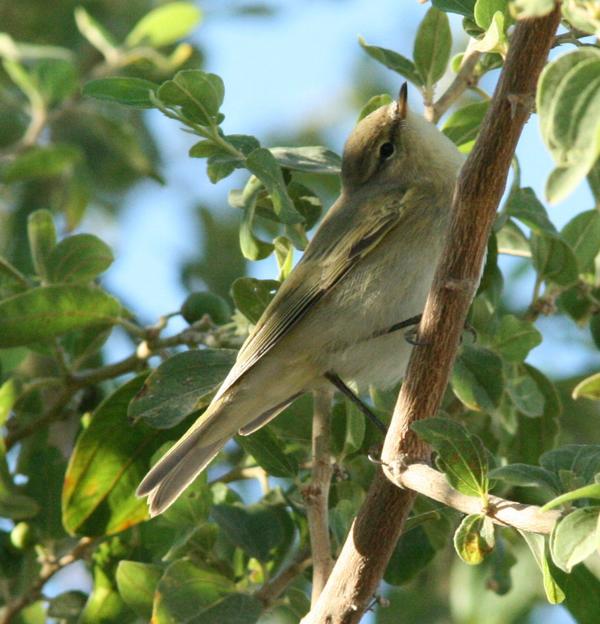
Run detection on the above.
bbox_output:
[137,84,464,516]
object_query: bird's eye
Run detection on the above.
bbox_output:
[379,142,395,159]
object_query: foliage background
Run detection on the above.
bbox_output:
[1,1,600,623]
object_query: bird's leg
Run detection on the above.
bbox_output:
[324,372,387,435]
[383,313,430,347]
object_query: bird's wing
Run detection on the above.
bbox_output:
[215,191,410,399]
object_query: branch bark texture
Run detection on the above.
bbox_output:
[388,462,560,534]
[303,388,334,604]
[303,8,562,623]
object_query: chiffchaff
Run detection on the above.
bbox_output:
[138,85,464,516]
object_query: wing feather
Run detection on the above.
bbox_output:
[215,191,409,399]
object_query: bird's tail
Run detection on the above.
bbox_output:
[136,399,235,517]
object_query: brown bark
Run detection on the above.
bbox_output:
[303,7,562,623]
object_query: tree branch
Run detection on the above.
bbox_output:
[302,388,334,605]
[386,462,560,534]
[255,548,312,606]
[431,51,482,123]
[0,537,95,624]
[303,8,562,623]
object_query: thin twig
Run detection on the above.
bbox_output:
[0,537,95,624]
[255,548,312,606]
[303,7,562,623]
[302,388,334,605]
[431,51,482,123]
[4,321,231,449]
[386,462,560,534]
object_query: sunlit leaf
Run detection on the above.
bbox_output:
[126,2,202,48]
[0,285,120,347]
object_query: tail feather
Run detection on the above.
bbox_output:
[144,437,225,516]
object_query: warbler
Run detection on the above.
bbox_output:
[138,84,464,516]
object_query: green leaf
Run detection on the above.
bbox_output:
[432,0,476,17]
[542,483,600,511]
[510,0,555,18]
[236,427,298,478]
[274,236,294,280]
[74,7,119,60]
[231,277,279,324]
[34,58,77,107]
[80,565,136,624]
[472,11,508,56]
[491,315,542,362]
[541,445,600,484]
[0,285,120,347]
[504,365,560,463]
[589,157,600,204]
[562,0,600,37]
[3,144,81,182]
[496,218,530,256]
[153,560,262,624]
[546,164,591,204]
[384,526,436,585]
[561,209,600,273]
[0,378,19,427]
[157,471,212,530]
[550,507,600,572]
[21,446,65,537]
[62,374,181,536]
[211,503,288,561]
[125,2,202,47]
[287,182,322,230]
[412,417,490,498]
[490,463,559,492]
[236,176,275,261]
[2,58,41,104]
[0,476,40,521]
[245,148,303,224]
[572,372,600,400]
[506,187,556,234]
[116,561,162,620]
[475,0,509,29]
[537,48,600,201]
[414,7,452,88]
[442,101,489,149]
[552,562,600,622]
[180,291,231,325]
[46,234,114,283]
[83,77,159,108]
[343,400,366,455]
[47,591,87,620]
[269,146,341,174]
[128,349,237,428]
[357,94,393,122]
[358,37,423,86]
[505,365,545,417]
[453,514,495,565]
[158,69,224,126]
[530,233,579,286]
[451,345,504,412]
[537,48,600,145]
[519,531,565,604]
[27,209,57,282]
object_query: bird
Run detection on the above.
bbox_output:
[137,84,464,516]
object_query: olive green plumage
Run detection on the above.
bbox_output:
[137,87,464,516]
